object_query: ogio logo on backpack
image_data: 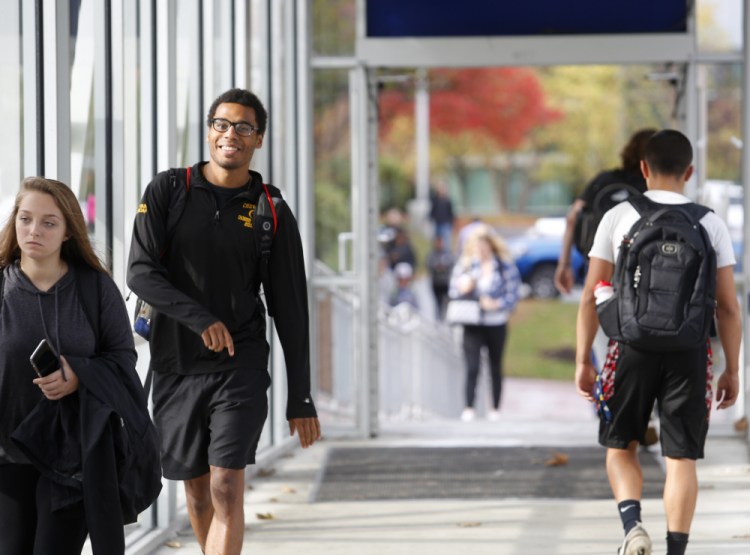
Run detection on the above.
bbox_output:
[661,242,680,256]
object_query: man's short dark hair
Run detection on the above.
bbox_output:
[206,88,268,135]
[644,129,693,177]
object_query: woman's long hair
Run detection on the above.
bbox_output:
[458,224,513,266]
[0,177,107,273]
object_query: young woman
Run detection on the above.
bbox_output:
[0,177,160,555]
[449,225,522,422]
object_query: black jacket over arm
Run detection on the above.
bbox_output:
[12,267,162,555]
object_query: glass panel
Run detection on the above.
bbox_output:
[313,68,353,268]
[0,0,22,217]
[313,68,356,429]
[312,0,356,57]
[69,0,96,233]
[697,0,743,53]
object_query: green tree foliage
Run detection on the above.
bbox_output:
[379,68,562,212]
[532,65,673,196]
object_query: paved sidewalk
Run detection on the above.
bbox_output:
[147,378,750,555]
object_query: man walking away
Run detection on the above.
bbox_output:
[575,130,740,555]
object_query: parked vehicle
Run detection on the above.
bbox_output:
[508,217,586,298]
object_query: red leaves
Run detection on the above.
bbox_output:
[380,68,562,149]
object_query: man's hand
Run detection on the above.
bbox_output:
[554,264,573,295]
[575,361,597,403]
[201,321,235,356]
[33,355,79,400]
[289,417,321,448]
[716,371,739,410]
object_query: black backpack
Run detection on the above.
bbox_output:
[597,196,717,352]
[132,167,281,341]
[574,182,643,257]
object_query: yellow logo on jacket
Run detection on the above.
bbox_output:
[137,203,148,214]
[238,203,256,228]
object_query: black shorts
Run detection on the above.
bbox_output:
[598,340,712,460]
[152,368,271,480]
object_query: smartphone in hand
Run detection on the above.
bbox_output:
[30,339,60,378]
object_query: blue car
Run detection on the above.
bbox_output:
[507,217,587,298]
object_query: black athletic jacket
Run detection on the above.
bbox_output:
[127,163,316,420]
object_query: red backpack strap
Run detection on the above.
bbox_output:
[262,183,278,234]
[186,166,191,191]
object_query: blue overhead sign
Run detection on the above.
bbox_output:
[366,0,688,38]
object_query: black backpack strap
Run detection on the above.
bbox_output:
[680,202,712,222]
[164,167,191,243]
[74,265,102,354]
[629,196,712,225]
[627,194,655,216]
[0,268,4,310]
[255,184,280,316]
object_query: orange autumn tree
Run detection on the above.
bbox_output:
[379,67,562,212]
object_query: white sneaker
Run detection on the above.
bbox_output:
[487,409,501,421]
[618,523,652,555]
[460,408,476,422]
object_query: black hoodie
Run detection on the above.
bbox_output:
[1,263,162,555]
[127,163,316,419]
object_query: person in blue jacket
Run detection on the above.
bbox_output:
[449,225,521,422]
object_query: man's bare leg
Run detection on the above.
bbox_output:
[204,466,246,555]
[184,473,214,552]
[663,457,698,533]
[606,442,643,501]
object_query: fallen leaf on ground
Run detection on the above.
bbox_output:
[164,540,182,548]
[734,416,748,432]
[257,468,276,478]
[457,522,482,528]
[281,486,297,494]
[545,452,569,466]
[256,512,275,520]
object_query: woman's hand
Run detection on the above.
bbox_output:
[456,274,476,296]
[479,295,500,311]
[32,355,79,400]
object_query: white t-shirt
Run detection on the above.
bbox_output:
[589,189,736,269]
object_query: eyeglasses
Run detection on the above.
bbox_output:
[209,118,258,137]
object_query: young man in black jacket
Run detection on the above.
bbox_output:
[127,88,320,555]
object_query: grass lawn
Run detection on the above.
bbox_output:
[505,298,579,381]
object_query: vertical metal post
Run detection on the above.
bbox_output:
[741,1,750,431]
[22,0,40,177]
[234,0,249,87]
[201,0,215,100]
[139,0,156,184]
[351,65,380,438]
[415,67,430,201]
[296,2,314,283]
[94,0,112,267]
[366,70,381,437]
[283,0,298,208]
[248,0,272,178]
[42,0,71,182]
[155,0,177,170]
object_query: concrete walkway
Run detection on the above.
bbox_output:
[147,378,750,555]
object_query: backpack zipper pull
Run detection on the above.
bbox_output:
[214,210,220,222]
